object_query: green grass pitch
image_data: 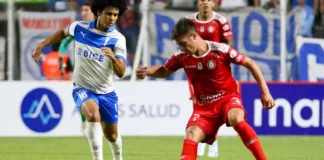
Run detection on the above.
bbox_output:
[0,136,323,160]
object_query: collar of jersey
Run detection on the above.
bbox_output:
[194,12,215,24]
[89,20,116,32]
[192,41,211,58]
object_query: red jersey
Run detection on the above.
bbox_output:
[165,41,245,104]
[186,11,232,43]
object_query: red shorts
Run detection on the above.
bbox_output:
[186,93,246,144]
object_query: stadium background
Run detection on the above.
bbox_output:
[0,0,324,159]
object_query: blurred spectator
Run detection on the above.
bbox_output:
[262,0,279,13]
[117,0,141,67]
[252,0,268,7]
[220,0,248,10]
[47,0,69,12]
[293,0,315,37]
[313,0,324,38]
[193,0,221,11]
[150,0,169,10]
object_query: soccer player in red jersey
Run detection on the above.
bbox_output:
[187,0,234,156]
[136,18,274,160]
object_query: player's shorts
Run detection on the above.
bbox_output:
[72,88,118,124]
[186,93,246,144]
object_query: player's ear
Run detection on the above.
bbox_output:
[192,33,197,40]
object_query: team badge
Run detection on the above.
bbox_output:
[207,60,216,69]
[198,62,203,70]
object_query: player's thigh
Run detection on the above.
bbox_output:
[72,88,100,121]
[186,109,220,143]
[97,91,119,124]
[223,96,246,127]
[101,122,118,142]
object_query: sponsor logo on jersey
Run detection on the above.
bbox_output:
[200,26,205,32]
[208,26,214,33]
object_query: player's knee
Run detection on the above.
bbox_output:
[185,126,204,142]
[86,111,101,122]
[105,133,118,142]
[227,108,245,127]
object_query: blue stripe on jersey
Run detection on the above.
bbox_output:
[106,38,118,50]
[115,55,126,62]
[74,25,118,50]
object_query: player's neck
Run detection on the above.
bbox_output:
[198,11,213,21]
[195,41,209,56]
[96,19,109,32]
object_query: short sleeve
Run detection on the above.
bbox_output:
[227,47,246,65]
[220,18,233,40]
[68,21,79,36]
[164,53,182,72]
[114,36,127,62]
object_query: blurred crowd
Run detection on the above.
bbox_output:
[39,0,324,69]
[0,0,323,80]
[150,0,324,38]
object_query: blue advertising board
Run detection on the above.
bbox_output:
[241,83,324,135]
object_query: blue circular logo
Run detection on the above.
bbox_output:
[21,88,63,133]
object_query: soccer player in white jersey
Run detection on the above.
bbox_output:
[32,0,128,160]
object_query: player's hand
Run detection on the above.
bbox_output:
[101,47,115,61]
[261,93,275,110]
[136,66,147,79]
[32,44,43,64]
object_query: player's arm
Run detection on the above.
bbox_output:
[241,57,275,109]
[222,43,275,109]
[101,47,126,78]
[220,16,234,47]
[102,36,127,78]
[136,53,181,79]
[32,22,77,64]
[136,65,174,79]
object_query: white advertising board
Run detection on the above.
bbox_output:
[0,81,236,137]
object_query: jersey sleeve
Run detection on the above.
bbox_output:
[219,17,233,40]
[67,21,79,36]
[164,53,182,72]
[114,36,127,62]
[226,47,246,65]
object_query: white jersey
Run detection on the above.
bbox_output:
[68,20,127,94]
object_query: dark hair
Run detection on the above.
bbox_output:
[91,0,128,17]
[82,0,92,7]
[171,18,197,40]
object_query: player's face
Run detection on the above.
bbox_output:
[81,5,94,21]
[175,33,197,55]
[98,7,119,29]
[197,0,215,12]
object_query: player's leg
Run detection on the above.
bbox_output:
[181,126,205,160]
[81,99,103,160]
[97,92,122,160]
[73,88,103,160]
[207,139,219,157]
[227,108,267,160]
[101,123,122,160]
[197,142,206,156]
